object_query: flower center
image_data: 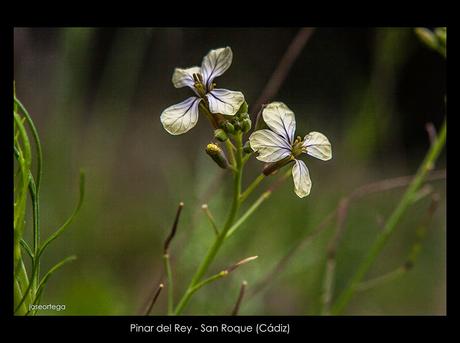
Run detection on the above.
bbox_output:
[291,136,304,157]
[193,73,207,97]
[193,73,217,97]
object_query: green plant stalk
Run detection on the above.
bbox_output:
[176,272,228,311]
[27,255,76,315]
[240,174,265,202]
[20,239,34,260]
[355,267,405,292]
[13,258,33,313]
[13,112,34,312]
[320,257,335,314]
[199,101,219,130]
[331,118,446,315]
[226,190,271,239]
[14,97,43,244]
[15,258,40,313]
[202,206,219,236]
[174,132,244,315]
[355,193,439,293]
[14,279,27,315]
[163,254,174,315]
[18,258,33,304]
[15,97,43,299]
[28,177,40,294]
[225,139,237,168]
[13,113,31,241]
[15,172,85,314]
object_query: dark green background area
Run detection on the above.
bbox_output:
[14,27,446,315]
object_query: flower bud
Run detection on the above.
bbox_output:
[232,121,241,131]
[223,121,235,134]
[205,143,229,169]
[214,128,228,142]
[240,112,250,120]
[243,141,253,154]
[236,101,249,116]
[241,118,252,133]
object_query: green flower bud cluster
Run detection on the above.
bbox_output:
[220,101,252,136]
[214,128,228,142]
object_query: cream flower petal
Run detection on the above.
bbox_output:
[206,88,245,116]
[160,97,201,135]
[249,129,292,163]
[172,66,201,89]
[262,102,296,145]
[201,47,233,89]
[292,159,312,198]
[302,131,332,161]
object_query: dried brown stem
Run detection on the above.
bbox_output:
[144,283,164,315]
[163,202,184,254]
[231,281,248,315]
[226,256,258,274]
[425,122,437,146]
[252,28,316,118]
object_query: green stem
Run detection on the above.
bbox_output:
[242,152,252,165]
[189,271,228,295]
[202,205,219,236]
[177,271,228,311]
[225,139,237,169]
[28,255,76,315]
[174,133,244,315]
[13,113,31,238]
[14,278,28,315]
[355,267,405,292]
[28,176,40,295]
[15,97,43,297]
[240,174,265,203]
[13,112,33,313]
[14,97,42,192]
[226,191,272,239]
[331,118,446,315]
[14,258,39,314]
[14,172,85,314]
[163,254,174,315]
[199,101,219,130]
[320,257,335,315]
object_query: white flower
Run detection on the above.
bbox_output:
[160,47,245,135]
[249,102,332,198]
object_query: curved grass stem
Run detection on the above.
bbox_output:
[226,191,271,239]
[330,118,446,315]
[240,174,265,203]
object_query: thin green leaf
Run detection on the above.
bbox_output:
[20,239,34,261]
[38,171,86,256]
[13,112,31,248]
[14,96,43,192]
[29,256,77,313]
[15,171,85,314]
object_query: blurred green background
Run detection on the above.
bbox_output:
[14,27,446,315]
